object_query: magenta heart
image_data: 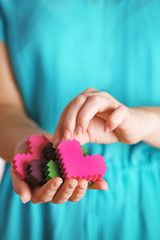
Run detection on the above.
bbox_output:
[26,135,49,159]
[56,139,107,182]
[12,135,50,180]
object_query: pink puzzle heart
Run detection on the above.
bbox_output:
[12,153,33,180]
[26,135,49,159]
[12,135,50,180]
[56,139,107,182]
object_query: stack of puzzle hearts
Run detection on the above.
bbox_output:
[12,135,107,187]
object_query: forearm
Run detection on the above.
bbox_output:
[0,104,49,162]
[133,106,160,148]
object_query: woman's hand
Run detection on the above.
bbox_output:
[53,88,158,147]
[10,135,108,204]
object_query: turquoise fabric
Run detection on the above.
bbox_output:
[0,4,5,42]
[1,0,160,239]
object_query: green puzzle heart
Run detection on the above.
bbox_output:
[44,160,62,181]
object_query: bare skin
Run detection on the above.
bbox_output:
[1,38,160,204]
[53,88,160,149]
[0,40,108,205]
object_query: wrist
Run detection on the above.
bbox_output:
[133,107,160,143]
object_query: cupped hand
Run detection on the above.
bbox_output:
[10,135,108,204]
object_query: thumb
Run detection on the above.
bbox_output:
[10,166,31,204]
[104,105,128,132]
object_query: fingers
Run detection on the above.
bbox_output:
[70,115,119,145]
[50,179,88,204]
[69,179,88,202]
[11,163,108,205]
[63,94,86,139]
[51,178,78,204]
[53,93,123,147]
[53,88,98,147]
[75,95,116,133]
[31,177,63,204]
[62,95,103,137]
[31,178,89,204]
[88,179,109,191]
[52,103,72,147]
[51,178,108,204]
[104,105,128,132]
[54,91,119,144]
[10,167,31,203]
[84,116,119,144]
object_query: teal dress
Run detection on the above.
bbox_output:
[1,1,160,239]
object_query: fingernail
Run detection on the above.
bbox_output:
[76,126,82,136]
[64,129,71,140]
[20,196,27,204]
[105,126,110,133]
[54,181,63,187]
[69,183,78,189]
[80,183,88,189]
[53,137,60,148]
[104,186,109,191]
